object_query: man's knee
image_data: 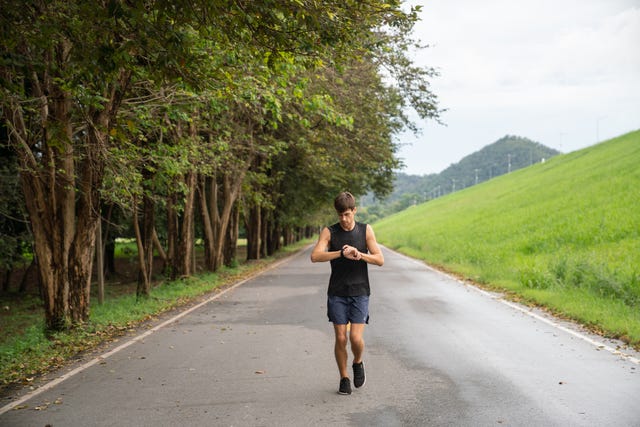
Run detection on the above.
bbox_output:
[350,334,364,346]
[349,325,365,345]
[334,326,348,347]
[336,334,348,349]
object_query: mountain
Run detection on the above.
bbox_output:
[360,135,561,219]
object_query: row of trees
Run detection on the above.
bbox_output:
[1,0,440,332]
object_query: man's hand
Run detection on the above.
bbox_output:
[342,245,362,261]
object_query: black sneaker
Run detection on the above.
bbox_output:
[338,377,352,395]
[353,361,365,388]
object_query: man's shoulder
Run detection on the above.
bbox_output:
[328,223,341,232]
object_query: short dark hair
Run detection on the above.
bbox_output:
[334,191,356,212]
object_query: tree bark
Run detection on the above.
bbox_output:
[245,203,261,260]
[133,184,155,298]
[168,170,197,279]
[152,228,167,272]
[260,206,268,259]
[96,217,104,304]
[223,202,239,266]
[198,169,247,272]
[266,218,279,256]
[198,175,217,271]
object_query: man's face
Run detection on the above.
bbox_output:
[337,208,356,230]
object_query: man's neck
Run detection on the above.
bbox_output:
[340,222,356,231]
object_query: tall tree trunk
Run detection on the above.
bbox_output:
[133,186,155,298]
[266,218,278,256]
[198,175,217,270]
[198,171,243,271]
[166,193,177,278]
[168,170,197,278]
[212,173,246,270]
[102,203,117,277]
[179,170,197,276]
[245,203,261,260]
[223,202,239,266]
[10,77,75,329]
[283,226,294,247]
[259,206,268,259]
[152,228,167,272]
[96,217,104,304]
[67,114,106,324]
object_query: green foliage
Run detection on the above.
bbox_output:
[375,130,640,346]
[0,145,30,274]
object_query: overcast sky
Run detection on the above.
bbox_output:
[397,0,640,175]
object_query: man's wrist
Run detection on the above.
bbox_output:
[340,247,345,258]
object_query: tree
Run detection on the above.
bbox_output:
[1,0,440,330]
[1,1,243,329]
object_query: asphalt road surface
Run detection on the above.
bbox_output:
[1,246,639,426]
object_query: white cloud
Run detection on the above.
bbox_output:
[399,0,640,174]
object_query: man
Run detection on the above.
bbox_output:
[310,191,384,395]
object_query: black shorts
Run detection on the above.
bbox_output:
[327,295,370,325]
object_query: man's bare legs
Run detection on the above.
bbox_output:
[349,323,365,363]
[333,323,366,379]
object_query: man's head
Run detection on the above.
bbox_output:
[334,192,357,230]
[334,191,356,213]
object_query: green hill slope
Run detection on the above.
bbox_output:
[360,135,560,221]
[375,130,640,347]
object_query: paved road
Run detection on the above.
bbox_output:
[1,247,639,426]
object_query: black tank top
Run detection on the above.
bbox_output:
[327,222,370,296]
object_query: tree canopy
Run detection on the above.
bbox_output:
[1,0,440,331]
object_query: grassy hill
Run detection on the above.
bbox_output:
[360,135,560,221]
[374,130,640,347]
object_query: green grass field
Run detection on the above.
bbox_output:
[375,130,640,347]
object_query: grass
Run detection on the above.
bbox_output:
[0,239,310,392]
[375,130,640,348]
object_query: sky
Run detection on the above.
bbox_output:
[397,0,640,175]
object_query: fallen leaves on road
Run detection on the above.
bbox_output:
[33,397,63,411]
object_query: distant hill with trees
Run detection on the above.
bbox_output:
[360,135,561,221]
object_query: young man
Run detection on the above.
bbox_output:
[310,191,384,395]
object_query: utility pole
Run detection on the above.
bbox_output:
[507,154,512,173]
[474,169,479,185]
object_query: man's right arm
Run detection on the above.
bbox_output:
[310,227,342,262]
